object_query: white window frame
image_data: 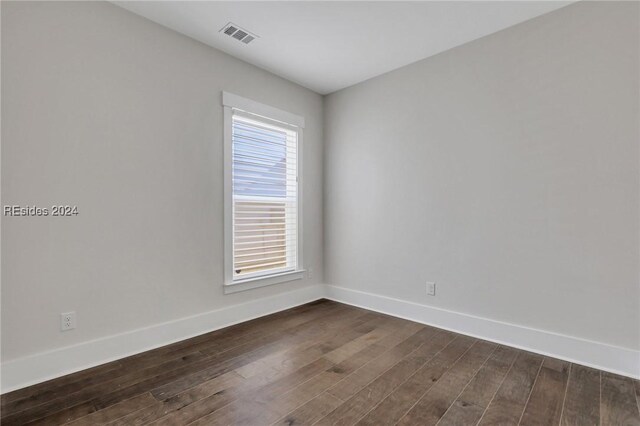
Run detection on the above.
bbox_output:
[222,92,305,294]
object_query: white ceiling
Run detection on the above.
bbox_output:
[114,1,572,94]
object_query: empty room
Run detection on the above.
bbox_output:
[1,1,639,424]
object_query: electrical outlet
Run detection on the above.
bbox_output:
[426,282,436,296]
[61,312,76,331]
[307,268,313,279]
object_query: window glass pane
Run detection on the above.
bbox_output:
[233,121,287,198]
[230,113,297,280]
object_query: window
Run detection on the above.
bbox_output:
[223,92,304,292]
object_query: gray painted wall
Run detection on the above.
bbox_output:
[324,1,639,350]
[2,0,638,367]
[1,1,324,361]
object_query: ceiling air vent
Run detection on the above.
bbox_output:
[220,22,258,45]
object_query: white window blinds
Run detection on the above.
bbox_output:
[231,110,299,281]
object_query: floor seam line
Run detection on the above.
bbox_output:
[314,328,447,426]
[516,356,544,425]
[557,362,572,426]
[434,344,500,426]
[391,336,477,426]
[354,332,464,425]
[323,325,428,398]
[474,349,520,426]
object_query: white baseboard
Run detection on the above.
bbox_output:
[325,285,640,380]
[3,282,637,394]
[0,284,325,394]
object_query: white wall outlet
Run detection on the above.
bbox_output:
[60,312,76,331]
[307,268,313,279]
[426,282,436,296]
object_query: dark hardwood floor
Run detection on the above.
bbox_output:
[2,300,639,425]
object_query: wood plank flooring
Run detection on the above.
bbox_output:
[1,300,639,425]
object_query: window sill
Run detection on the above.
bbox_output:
[224,270,306,294]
